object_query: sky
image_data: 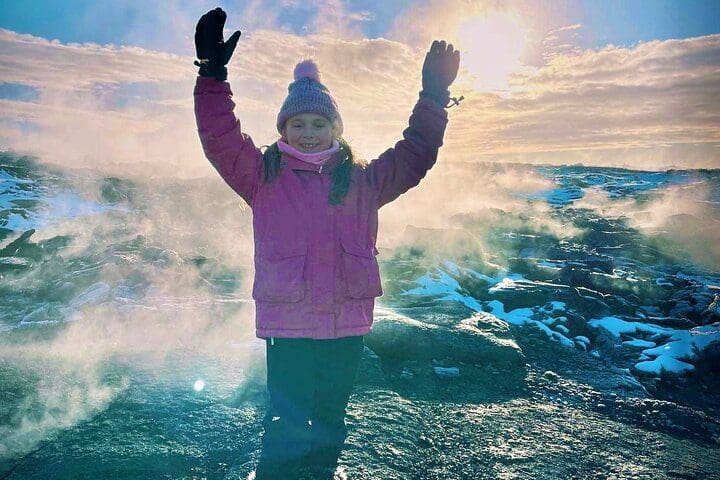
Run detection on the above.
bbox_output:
[1,0,719,174]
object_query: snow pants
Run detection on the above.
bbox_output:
[255,335,365,478]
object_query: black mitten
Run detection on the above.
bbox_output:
[420,40,461,107]
[194,7,241,81]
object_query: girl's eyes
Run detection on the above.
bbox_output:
[292,123,326,129]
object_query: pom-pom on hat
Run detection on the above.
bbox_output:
[276,60,343,136]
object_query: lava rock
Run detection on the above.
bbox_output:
[365,311,525,371]
[700,294,720,325]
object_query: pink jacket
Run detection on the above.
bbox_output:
[194,77,448,339]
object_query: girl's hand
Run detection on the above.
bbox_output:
[420,40,461,107]
[194,7,241,81]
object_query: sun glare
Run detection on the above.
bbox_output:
[455,12,526,92]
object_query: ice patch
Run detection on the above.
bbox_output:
[574,335,590,350]
[536,260,564,270]
[543,301,566,312]
[635,356,694,376]
[442,260,498,284]
[486,300,575,348]
[622,339,656,348]
[403,267,482,311]
[4,212,35,231]
[487,275,531,293]
[589,316,720,375]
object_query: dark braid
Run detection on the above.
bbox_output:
[261,139,365,205]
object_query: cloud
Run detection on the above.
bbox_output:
[542,23,584,59]
[444,34,720,169]
[1,20,719,174]
[239,0,373,39]
[0,27,426,179]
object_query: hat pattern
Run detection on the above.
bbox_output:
[276,60,343,136]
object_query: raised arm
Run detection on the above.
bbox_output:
[193,8,261,206]
[366,98,448,208]
[366,40,461,207]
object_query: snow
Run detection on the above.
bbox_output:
[486,300,575,348]
[487,275,531,293]
[403,261,720,376]
[589,316,720,375]
[402,266,483,311]
[635,356,694,376]
[4,212,35,230]
[573,336,590,351]
[536,260,564,270]
[622,339,656,348]
[442,260,497,284]
[587,316,667,338]
[404,265,580,350]
[545,301,566,312]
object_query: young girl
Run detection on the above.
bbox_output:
[193,8,460,479]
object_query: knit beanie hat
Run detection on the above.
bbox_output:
[276,60,343,136]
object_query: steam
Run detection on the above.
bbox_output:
[0,359,128,458]
[1,0,719,463]
[573,182,720,269]
[0,172,263,460]
[379,162,582,259]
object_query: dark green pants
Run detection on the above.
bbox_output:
[256,335,364,478]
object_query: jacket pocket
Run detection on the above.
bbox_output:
[340,238,383,299]
[252,245,308,303]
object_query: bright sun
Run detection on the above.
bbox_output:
[455,12,526,92]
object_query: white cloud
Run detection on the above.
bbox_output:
[1,22,719,175]
[0,28,424,178]
[542,23,583,59]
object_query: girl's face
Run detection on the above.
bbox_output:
[282,113,335,153]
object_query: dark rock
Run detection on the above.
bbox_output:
[365,311,525,371]
[559,266,594,289]
[418,435,434,448]
[645,316,695,329]
[695,340,720,375]
[0,229,40,259]
[700,294,720,325]
[668,289,717,324]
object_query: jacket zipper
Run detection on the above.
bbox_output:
[318,165,323,174]
[270,337,274,346]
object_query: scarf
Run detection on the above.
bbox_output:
[277,139,340,166]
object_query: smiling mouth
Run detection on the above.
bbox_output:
[300,143,318,150]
